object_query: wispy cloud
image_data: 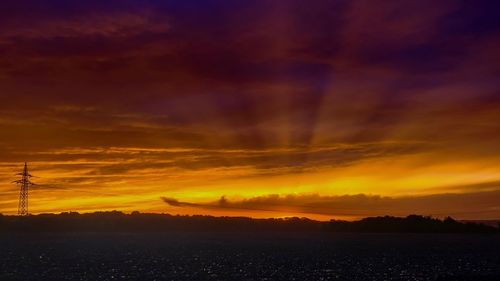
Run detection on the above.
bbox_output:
[0,11,169,43]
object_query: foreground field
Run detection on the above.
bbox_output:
[0,233,499,281]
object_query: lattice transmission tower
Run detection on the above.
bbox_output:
[13,162,36,216]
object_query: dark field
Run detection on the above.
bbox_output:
[0,233,499,281]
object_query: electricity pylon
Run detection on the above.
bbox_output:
[13,162,36,216]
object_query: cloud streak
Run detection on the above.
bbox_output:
[162,189,500,220]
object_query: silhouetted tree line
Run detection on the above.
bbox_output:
[325,215,498,233]
[0,212,497,233]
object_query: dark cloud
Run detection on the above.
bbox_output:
[161,197,198,207]
[162,189,500,219]
[0,0,498,150]
[0,141,429,177]
[423,180,500,193]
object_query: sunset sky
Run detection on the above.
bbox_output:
[0,0,499,220]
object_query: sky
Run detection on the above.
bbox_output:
[0,0,499,220]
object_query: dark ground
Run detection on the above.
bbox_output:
[0,232,499,281]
